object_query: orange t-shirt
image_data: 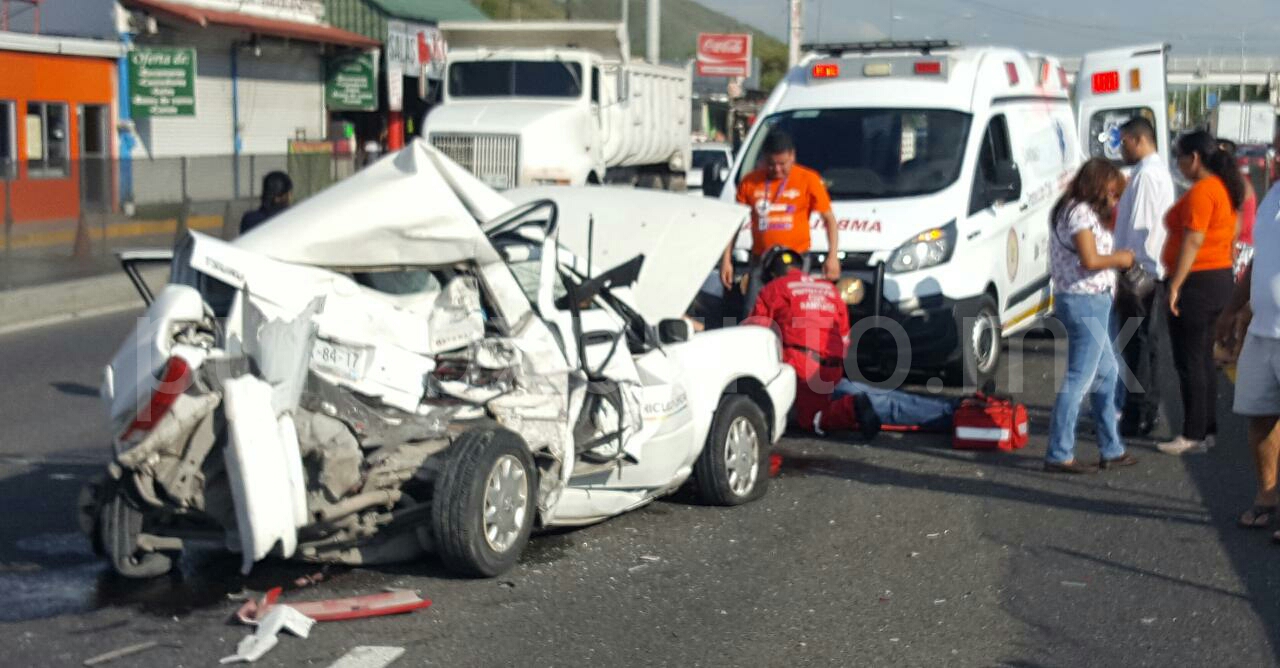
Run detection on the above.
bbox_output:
[736,165,832,256]
[1162,175,1237,274]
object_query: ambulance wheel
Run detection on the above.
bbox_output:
[948,296,1001,389]
[431,426,537,578]
[695,395,770,506]
[96,479,175,579]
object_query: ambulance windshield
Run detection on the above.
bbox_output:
[740,108,972,200]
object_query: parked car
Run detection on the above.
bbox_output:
[688,142,733,196]
[82,140,795,579]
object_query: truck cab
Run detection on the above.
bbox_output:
[426,22,691,190]
[721,41,1167,387]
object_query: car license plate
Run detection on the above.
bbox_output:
[311,340,367,380]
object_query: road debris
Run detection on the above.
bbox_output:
[327,646,406,668]
[83,640,170,666]
[222,605,315,664]
[639,555,661,562]
[769,453,784,477]
[909,552,921,558]
[1141,617,1157,625]
[1060,580,1087,588]
[293,570,329,588]
[237,588,432,624]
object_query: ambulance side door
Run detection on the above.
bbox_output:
[1005,103,1079,325]
[1075,44,1170,166]
[966,112,1025,322]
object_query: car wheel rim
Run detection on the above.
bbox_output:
[971,311,1000,375]
[483,455,528,554]
[724,416,760,496]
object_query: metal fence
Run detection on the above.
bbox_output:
[0,154,358,291]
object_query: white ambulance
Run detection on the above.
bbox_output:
[715,41,1168,386]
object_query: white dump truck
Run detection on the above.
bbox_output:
[425,21,692,190]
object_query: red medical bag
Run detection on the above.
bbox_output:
[952,393,1029,451]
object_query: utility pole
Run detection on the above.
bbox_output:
[646,0,660,64]
[788,0,804,68]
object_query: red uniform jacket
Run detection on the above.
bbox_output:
[746,268,850,387]
[746,270,860,432]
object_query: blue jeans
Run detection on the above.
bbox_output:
[832,379,957,430]
[1048,292,1126,464]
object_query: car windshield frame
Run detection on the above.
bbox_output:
[447,60,585,99]
[737,107,973,200]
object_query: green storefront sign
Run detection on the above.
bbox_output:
[128,47,197,117]
[326,52,377,111]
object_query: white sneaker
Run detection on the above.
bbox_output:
[1157,436,1207,455]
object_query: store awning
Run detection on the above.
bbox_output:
[120,0,381,49]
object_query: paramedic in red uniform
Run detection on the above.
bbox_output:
[744,246,958,437]
[721,131,841,318]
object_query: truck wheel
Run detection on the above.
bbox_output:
[97,480,175,579]
[947,295,1001,389]
[694,395,770,506]
[663,172,687,191]
[431,427,537,577]
[637,173,664,190]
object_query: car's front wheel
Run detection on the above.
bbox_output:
[694,394,770,506]
[431,427,537,578]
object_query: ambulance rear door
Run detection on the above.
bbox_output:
[1074,44,1170,166]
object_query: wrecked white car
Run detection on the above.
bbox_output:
[82,140,795,578]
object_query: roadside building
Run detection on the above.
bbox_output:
[323,0,487,150]
[0,30,125,224]
[117,0,378,158]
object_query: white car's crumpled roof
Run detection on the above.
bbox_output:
[235,139,513,268]
[232,138,750,323]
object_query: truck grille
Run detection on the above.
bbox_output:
[429,134,519,190]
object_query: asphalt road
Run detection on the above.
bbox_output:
[1,311,1278,667]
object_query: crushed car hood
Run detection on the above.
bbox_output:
[235,139,514,268]
[504,186,750,323]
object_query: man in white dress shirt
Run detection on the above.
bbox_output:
[1112,116,1176,437]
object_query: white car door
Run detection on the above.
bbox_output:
[1074,44,1171,166]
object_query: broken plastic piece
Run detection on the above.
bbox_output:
[221,605,315,664]
[769,453,783,478]
[237,589,430,624]
[326,646,407,668]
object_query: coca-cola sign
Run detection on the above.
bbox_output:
[697,33,752,78]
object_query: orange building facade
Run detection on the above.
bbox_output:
[1,36,121,225]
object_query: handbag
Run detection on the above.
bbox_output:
[1118,262,1156,300]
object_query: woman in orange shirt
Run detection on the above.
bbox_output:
[1160,131,1246,455]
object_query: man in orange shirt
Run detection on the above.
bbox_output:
[720,131,840,316]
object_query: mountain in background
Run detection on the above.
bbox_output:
[468,0,789,88]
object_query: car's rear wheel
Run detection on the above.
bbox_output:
[694,395,770,506]
[92,478,176,579]
[431,427,537,577]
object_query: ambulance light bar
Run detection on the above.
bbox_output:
[803,39,958,57]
